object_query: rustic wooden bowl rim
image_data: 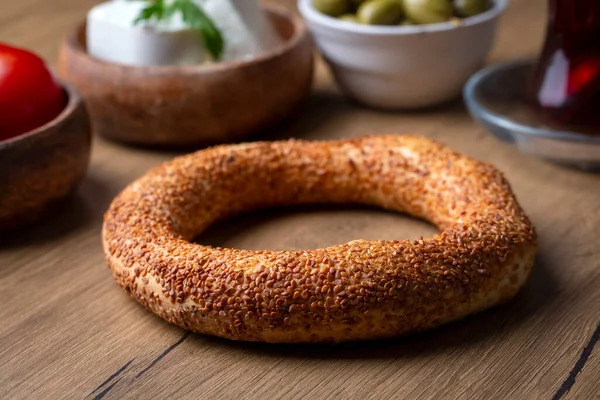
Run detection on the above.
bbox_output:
[0,80,82,149]
[64,3,308,75]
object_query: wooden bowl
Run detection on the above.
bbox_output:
[58,3,314,148]
[0,82,92,230]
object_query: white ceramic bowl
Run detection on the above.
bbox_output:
[298,0,508,109]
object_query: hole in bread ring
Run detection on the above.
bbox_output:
[195,205,438,251]
[103,135,537,343]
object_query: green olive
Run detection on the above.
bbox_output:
[453,0,491,17]
[338,13,360,23]
[313,0,351,17]
[357,0,404,25]
[349,0,368,9]
[402,0,453,24]
[398,19,414,25]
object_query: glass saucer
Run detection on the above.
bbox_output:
[464,59,600,171]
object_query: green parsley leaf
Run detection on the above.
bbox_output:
[132,0,224,61]
[177,0,224,61]
[133,0,165,25]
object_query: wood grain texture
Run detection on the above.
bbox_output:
[0,0,599,399]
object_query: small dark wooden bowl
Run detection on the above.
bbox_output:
[0,82,92,230]
[58,3,314,148]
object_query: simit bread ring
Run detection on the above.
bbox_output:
[103,135,536,343]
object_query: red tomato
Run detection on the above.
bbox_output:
[0,43,66,141]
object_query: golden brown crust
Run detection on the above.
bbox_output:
[102,135,537,343]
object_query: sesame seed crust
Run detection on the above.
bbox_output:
[102,135,537,343]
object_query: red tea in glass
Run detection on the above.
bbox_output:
[530,0,600,133]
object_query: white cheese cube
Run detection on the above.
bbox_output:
[200,0,283,62]
[229,0,284,52]
[86,0,284,67]
[87,1,206,66]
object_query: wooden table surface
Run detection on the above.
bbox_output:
[1,0,599,399]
